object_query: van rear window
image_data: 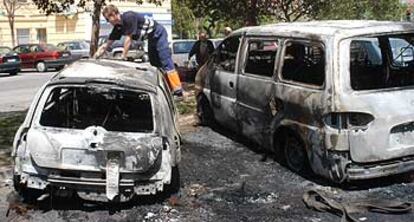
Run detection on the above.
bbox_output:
[350,34,414,90]
[40,86,154,132]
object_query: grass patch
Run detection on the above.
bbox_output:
[176,96,197,115]
[0,112,26,150]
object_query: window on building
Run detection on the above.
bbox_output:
[37,28,47,44]
[281,41,325,86]
[17,29,30,45]
[244,39,279,77]
[214,36,241,72]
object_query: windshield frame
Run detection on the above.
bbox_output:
[345,32,414,92]
[33,84,157,134]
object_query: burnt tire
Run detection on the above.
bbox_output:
[164,166,180,195]
[283,131,309,174]
[13,174,42,203]
[197,94,215,126]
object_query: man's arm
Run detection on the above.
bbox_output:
[188,41,199,60]
[122,35,132,59]
[94,40,114,58]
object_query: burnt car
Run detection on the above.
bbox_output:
[196,21,414,183]
[12,59,181,202]
[0,46,21,75]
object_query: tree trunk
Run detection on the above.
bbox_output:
[245,0,258,26]
[90,0,103,57]
[8,16,16,47]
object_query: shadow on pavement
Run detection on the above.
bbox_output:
[206,122,414,191]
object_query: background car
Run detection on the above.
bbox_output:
[210,38,223,48]
[57,40,90,60]
[99,35,148,61]
[13,44,72,72]
[0,46,21,75]
[170,39,197,82]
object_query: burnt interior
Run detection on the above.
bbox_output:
[40,85,154,132]
[351,34,414,90]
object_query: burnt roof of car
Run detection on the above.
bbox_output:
[49,59,160,92]
[235,20,414,38]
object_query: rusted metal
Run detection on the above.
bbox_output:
[197,20,414,182]
[12,59,181,202]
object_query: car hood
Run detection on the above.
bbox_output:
[26,126,163,173]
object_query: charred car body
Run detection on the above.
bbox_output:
[197,21,414,182]
[12,59,181,202]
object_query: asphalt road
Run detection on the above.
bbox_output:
[0,125,414,222]
[0,70,56,113]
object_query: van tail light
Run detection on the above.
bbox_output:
[324,112,374,130]
[0,57,3,64]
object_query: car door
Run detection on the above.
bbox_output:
[209,35,242,131]
[15,45,32,68]
[273,39,327,144]
[236,37,280,146]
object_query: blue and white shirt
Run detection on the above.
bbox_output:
[109,11,156,41]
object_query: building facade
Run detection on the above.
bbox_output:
[0,0,172,47]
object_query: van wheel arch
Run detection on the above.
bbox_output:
[273,126,311,174]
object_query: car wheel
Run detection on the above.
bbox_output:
[197,93,215,126]
[36,62,47,72]
[13,174,22,193]
[13,173,43,203]
[114,52,122,59]
[56,66,65,71]
[164,166,180,195]
[9,70,18,76]
[283,131,308,174]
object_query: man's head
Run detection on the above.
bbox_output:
[224,27,232,36]
[198,32,207,41]
[103,5,122,25]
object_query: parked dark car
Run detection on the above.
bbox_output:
[99,35,147,61]
[0,46,20,75]
[13,44,72,72]
[57,40,90,60]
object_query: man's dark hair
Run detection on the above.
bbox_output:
[102,4,119,18]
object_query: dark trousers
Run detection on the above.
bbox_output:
[148,24,175,72]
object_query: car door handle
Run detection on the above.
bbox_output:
[229,81,234,88]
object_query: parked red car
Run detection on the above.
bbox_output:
[13,44,73,72]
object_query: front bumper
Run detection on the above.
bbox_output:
[346,157,414,180]
[0,62,20,73]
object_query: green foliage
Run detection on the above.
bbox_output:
[0,112,25,150]
[172,0,197,39]
[317,0,403,20]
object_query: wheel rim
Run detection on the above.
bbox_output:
[37,62,46,72]
[285,134,306,173]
